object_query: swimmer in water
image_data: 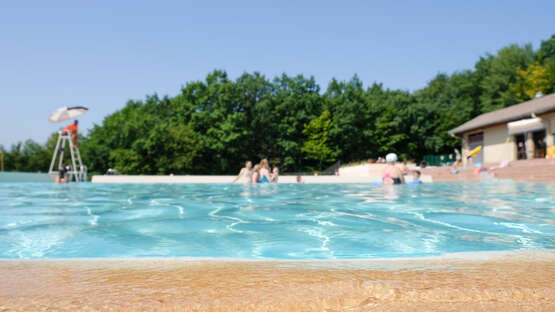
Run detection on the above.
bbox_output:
[258,159,272,183]
[383,153,404,184]
[271,166,279,183]
[406,170,422,184]
[251,165,261,183]
[233,161,253,183]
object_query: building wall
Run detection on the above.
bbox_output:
[483,124,515,164]
[461,135,469,166]
[543,112,555,146]
[462,111,555,165]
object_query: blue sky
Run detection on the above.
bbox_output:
[1,0,554,147]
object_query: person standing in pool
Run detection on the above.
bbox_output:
[251,164,261,183]
[400,159,409,176]
[258,159,272,183]
[383,153,404,184]
[233,161,253,183]
[271,166,279,182]
[55,164,69,184]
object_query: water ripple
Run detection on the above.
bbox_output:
[0,181,553,259]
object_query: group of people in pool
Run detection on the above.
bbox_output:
[382,153,422,185]
[233,159,279,183]
[233,154,421,184]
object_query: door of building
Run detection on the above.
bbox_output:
[533,130,546,158]
[515,134,527,160]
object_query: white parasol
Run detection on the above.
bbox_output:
[48,106,88,123]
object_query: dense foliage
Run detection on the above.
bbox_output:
[2,35,554,174]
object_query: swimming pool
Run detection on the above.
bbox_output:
[0,182,553,259]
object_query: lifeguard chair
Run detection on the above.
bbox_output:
[48,131,87,182]
[46,106,89,182]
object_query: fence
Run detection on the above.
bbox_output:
[422,153,457,167]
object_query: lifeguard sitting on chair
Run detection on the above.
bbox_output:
[62,120,79,148]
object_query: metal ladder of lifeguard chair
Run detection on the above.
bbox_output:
[48,131,87,182]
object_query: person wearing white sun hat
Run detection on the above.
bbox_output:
[383,153,404,185]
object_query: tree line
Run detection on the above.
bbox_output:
[2,35,554,174]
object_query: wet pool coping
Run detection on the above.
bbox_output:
[1,250,554,311]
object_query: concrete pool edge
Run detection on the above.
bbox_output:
[1,248,554,264]
[90,174,555,183]
[1,250,554,311]
[91,174,433,183]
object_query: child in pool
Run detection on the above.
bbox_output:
[271,167,279,182]
[251,165,261,183]
[406,170,422,184]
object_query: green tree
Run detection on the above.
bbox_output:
[270,74,322,171]
[142,123,199,174]
[8,34,555,174]
[511,62,553,101]
[301,110,336,171]
[411,70,480,156]
[536,34,555,65]
[476,44,534,112]
[325,75,372,162]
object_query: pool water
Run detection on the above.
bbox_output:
[0,182,553,259]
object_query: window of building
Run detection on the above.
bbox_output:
[468,132,483,143]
